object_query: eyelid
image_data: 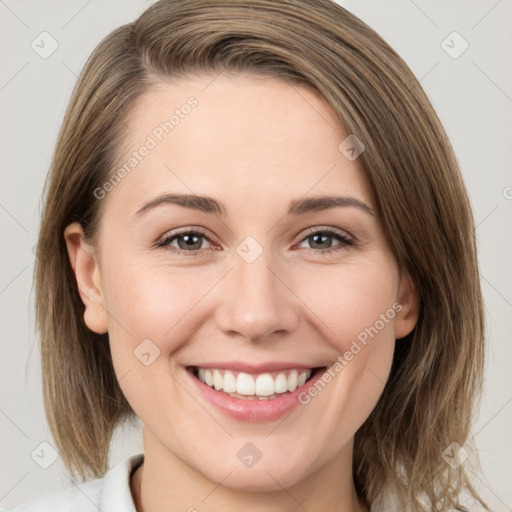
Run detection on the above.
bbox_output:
[297,225,354,244]
[156,226,214,245]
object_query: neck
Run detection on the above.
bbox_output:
[131,426,366,512]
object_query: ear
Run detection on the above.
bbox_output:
[394,271,420,340]
[64,222,108,334]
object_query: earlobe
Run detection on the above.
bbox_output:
[64,222,108,334]
[394,272,420,340]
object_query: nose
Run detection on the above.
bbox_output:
[215,246,299,343]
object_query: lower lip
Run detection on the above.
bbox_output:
[186,367,326,422]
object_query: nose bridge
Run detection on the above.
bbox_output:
[215,239,298,341]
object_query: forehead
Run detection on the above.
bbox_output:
[108,73,375,215]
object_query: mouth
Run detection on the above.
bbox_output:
[186,366,326,401]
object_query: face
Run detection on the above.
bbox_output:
[65,73,419,492]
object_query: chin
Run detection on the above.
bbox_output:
[211,468,301,492]
[196,456,311,492]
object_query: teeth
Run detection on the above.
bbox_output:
[223,371,237,392]
[213,369,223,390]
[255,374,274,396]
[196,368,313,397]
[237,372,255,395]
[274,373,288,393]
[287,370,298,392]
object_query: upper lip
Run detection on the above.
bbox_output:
[187,361,322,374]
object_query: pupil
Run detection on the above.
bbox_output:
[180,234,201,250]
[312,233,330,249]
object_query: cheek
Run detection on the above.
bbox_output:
[292,260,399,424]
[101,261,207,419]
[296,259,400,348]
[101,258,214,349]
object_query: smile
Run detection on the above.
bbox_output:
[185,363,327,421]
[189,367,319,400]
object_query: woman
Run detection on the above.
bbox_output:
[11,0,487,510]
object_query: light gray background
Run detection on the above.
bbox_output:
[1,0,511,510]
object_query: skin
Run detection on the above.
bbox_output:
[65,72,419,512]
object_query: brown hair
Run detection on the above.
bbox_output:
[34,1,487,510]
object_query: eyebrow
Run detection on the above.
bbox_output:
[135,193,375,218]
[288,195,375,217]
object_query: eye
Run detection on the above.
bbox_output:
[156,226,355,257]
[156,229,215,256]
[295,228,354,255]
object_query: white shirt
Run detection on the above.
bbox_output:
[7,453,144,512]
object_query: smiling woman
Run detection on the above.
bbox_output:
[12,1,488,511]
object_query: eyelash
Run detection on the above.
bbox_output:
[155,227,355,257]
